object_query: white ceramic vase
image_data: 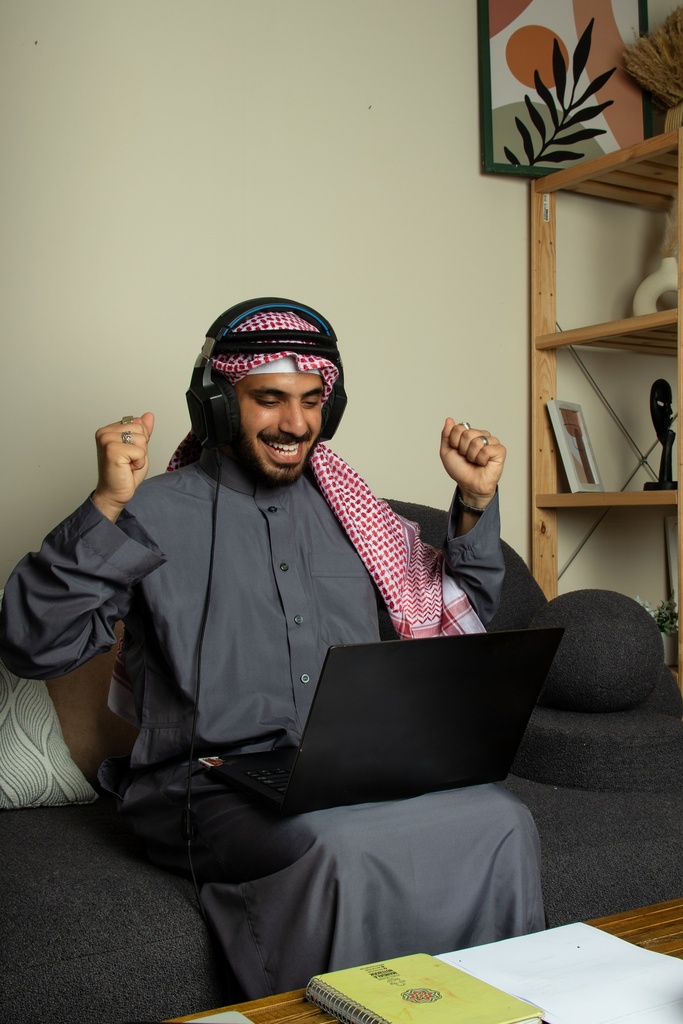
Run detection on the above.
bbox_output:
[633,256,678,316]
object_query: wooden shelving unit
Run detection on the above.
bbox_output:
[531,129,682,665]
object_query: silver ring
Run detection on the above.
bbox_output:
[121,416,134,425]
[460,421,471,430]
[479,435,490,446]
[121,431,133,444]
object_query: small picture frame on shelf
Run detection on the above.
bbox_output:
[547,400,603,493]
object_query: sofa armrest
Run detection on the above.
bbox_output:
[46,629,138,785]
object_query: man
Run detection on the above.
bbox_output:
[0,298,544,998]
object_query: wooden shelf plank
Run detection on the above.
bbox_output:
[605,166,679,192]
[533,130,680,200]
[569,182,672,208]
[536,491,678,508]
[535,310,678,352]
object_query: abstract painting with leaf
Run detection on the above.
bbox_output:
[478,0,651,177]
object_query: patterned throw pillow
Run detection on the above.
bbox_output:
[0,660,97,809]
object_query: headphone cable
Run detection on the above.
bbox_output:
[183,448,223,922]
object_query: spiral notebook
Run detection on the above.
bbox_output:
[199,627,562,816]
[305,952,543,1024]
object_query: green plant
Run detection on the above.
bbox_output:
[636,594,678,634]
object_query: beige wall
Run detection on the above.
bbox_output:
[0,0,678,612]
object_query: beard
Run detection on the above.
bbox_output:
[230,426,321,488]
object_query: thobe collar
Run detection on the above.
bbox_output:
[198,446,302,504]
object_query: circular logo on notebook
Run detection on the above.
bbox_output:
[401,988,442,1004]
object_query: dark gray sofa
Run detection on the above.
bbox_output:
[2,499,683,1024]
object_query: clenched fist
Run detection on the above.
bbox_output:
[92,412,155,521]
[440,418,506,511]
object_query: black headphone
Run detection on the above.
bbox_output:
[186,297,347,448]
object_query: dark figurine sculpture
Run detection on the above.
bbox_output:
[644,378,677,490]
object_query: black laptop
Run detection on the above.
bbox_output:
[199,627,562,815]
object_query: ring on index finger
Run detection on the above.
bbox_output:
[121,416,135,425]
[479,436,490,447]
[121,431,133,444]
[460,421,471,430]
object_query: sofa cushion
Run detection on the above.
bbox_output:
[0,794,234,1022]
[530,589,662,711]
[0,661,97,809]
[512,705,683,791]
[488,541,547,631]
[45,636,139,785]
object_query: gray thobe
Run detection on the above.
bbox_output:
[0,449,544,997]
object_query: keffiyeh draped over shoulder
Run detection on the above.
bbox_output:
[310,447,483,638]
[109,311,483,722]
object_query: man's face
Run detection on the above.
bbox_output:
[227,371,325,487]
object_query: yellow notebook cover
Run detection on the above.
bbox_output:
[305,952,543,1024]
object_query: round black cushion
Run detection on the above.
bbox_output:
[512,706,683,791]
[643,664,683,717]
[530,590,662,712]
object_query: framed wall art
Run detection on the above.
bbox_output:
[478,0,652,176]
[547,399,603,493]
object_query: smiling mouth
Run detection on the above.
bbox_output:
[263,439,302,460]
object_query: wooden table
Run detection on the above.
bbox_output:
[171,896,683,1023]
[588,896,683,959]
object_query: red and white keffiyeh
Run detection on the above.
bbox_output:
[109,310,483,723]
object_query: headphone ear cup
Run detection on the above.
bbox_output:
[320,379,348,441]
[186,369,241,449]
[210,373,241,447]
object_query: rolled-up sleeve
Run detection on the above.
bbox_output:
[443,490,504,627]
[0,497,166,679]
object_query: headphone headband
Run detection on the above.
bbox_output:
[210,300,333,337]
[187,297,347,448]
[201,334,342,362]
[202,297,341,366]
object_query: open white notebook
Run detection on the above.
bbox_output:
[440,922,683,1024]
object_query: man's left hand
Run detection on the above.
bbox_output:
[439,418,506,510]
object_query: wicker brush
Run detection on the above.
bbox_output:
[623,6,683,127]
[662,195,678,259]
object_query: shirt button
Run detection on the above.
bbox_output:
[294,614,304,625]
[279,562,289,572]
[268,506,278,513]
[300,674,310,685]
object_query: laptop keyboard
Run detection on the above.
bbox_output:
[245,767,291,793]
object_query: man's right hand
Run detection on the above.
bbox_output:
[92,412,155,522]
